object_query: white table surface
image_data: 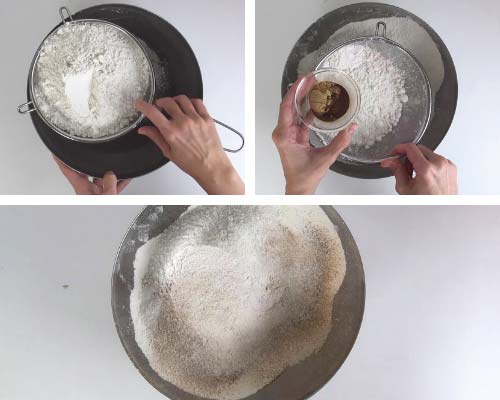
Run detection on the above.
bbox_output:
[256,0,500,195]
[1,206,499,400]
[0,0,244,195]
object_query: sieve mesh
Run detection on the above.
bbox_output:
[28,18,156,143]
[313,34,432,164]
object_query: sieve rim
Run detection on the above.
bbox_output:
[316,34,433,164]
[27,18,156,144]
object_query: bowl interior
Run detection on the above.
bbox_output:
[112,206,365,400]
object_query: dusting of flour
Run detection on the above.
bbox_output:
[130,206,347,400]
[33,22,150,138]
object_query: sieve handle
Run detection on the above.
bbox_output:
[214,119,245,153]
[375,21,387,38]
[17,101,36,114]
[59,7,74,25]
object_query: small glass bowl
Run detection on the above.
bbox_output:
[294,69,361,134]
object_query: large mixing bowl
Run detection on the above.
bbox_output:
[112,206,365,400]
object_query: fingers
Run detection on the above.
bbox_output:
[171,95,198,117]
[155,97,184,120]
[294,108,317,145]
[417,144,441,162]
[192,99,211,119]
[53,156,85,182]
[101,172,118,195]
[138,126,172,158]
[92,174,130,195]
[117,179,132,194]
[381,158,411,194]
[136,99,169,130]
[278,76,303,127]
[392,143,429,173]
[320,123,357,163]
[53,155,94,194]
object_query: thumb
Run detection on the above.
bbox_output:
[102,172,118,195]
[320,123,357,163]
[139,126,172,159]
[381,158,410,194]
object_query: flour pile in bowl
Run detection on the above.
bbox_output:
[33,22,151,139]
[130,206,346,400]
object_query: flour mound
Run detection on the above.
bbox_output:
[320,44,408,149]
[298,16,445,150]
[33,22,151,138]
[130,206,346,400]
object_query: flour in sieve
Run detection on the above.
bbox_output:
[298,17,445,149]
[321,44,408,148]
[130,206,347,400]
[33,22,151,138]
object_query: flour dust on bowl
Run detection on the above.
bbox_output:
[18,7,155,143]
[112,206,365,400]
[283,3,458,178]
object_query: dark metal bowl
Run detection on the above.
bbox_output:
[112,206,365,400]
[282,2,458,179]
[24,4,203,179]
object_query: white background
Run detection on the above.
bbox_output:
[0,0,245,195]
[1,206,499,400]
[256,0,500,195]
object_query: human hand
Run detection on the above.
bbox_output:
[381,144,458,195]
[136,96,244,195]
[54,156,131,195]
[272,77,357,195]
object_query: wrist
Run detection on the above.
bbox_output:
[285,182,316,195]
[197,159,244,195]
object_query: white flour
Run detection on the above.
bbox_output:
[130,206,347,400]
[33,22,151,138]
[299,17,445,148]
[321,44,408,148]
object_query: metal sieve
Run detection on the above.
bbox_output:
[314,22,433,164]
[17,7,156,144]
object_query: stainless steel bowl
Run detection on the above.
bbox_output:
[112,206,365,400]
[17,7,156,144]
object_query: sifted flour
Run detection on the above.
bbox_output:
[130,206,347,400]
[321,43,408,148]
[33,22,151,138]
[298,17,445,149]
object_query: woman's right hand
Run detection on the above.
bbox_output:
[136,96,244,195]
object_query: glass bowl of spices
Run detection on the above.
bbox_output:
[295,69,360,134]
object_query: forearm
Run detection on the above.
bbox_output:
[197,163,244,195]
